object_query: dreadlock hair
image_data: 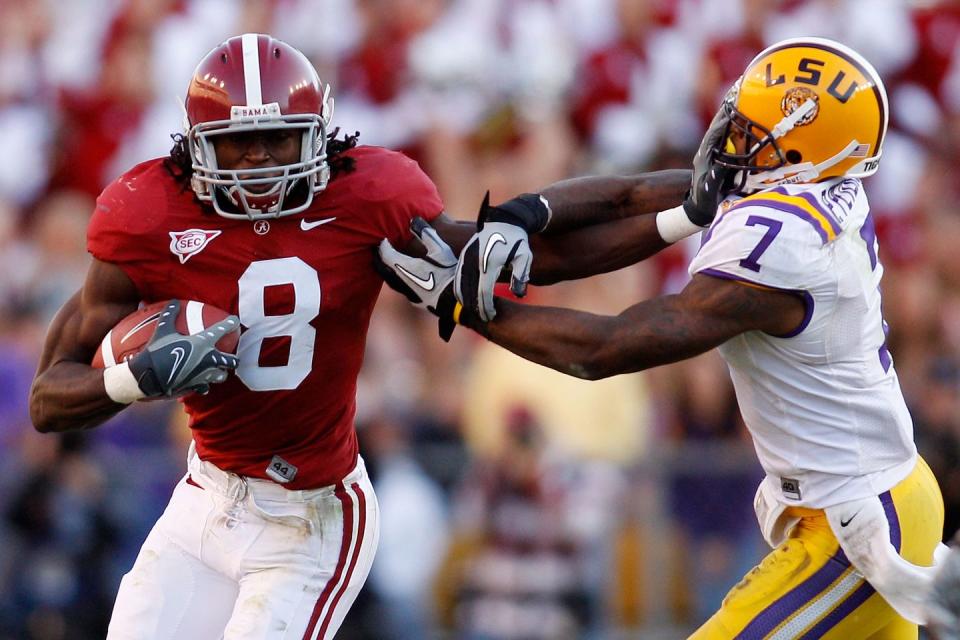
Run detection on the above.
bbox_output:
[163,128,361,188]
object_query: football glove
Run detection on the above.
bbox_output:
[927,542,960,639]
[455,191,550,322]
[682,106,734,227]
[127,299,240,397]
[376,217,462,341]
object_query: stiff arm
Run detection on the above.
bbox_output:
[464,273,806,380]
[430,170,691,284]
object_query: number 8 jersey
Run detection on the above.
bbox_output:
[88,145,444,489]
[688,177,916,508]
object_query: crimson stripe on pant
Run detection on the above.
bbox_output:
[302,483,353,640]
[302,481,368,640]
[317,483,367,638]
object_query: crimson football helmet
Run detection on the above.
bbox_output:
[185,33,334,219]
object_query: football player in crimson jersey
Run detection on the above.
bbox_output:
[28,33,709,640]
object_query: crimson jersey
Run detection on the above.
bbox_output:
[88,146,443,489]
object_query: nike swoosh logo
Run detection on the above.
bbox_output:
[395,264,435,291]
[300,217,337,231]
[840,511,860,527]
[168,345,188,385]
[482,233,507,274]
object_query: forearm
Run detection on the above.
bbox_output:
[465,295,708,380]
[528,214,669,285]
[539,170,690,234]
[30,363,125,432]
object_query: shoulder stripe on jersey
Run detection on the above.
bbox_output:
[241,33,263,106]
[728,194,838,244]
[770,188,842,232]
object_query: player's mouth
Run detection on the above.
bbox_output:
[236,169,283,193]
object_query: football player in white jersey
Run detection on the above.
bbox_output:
[379,38,947,638]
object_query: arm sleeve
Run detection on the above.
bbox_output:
[361,149,444,247]
[86,170,168,300]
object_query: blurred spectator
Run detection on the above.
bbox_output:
[364,414,451,640]
[662,353,762,624]
[444,406,618,639]
[2,1,959,637]
[913,357,960,540]
[2,432,120,640]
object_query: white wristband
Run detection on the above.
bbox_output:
[103,361,146,404]
[656,205,705,244]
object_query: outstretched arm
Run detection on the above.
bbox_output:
[538,170,690,234]
[462,273,806,380]
[447,108,732,319]
[431,196,672,287]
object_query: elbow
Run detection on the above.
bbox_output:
[564,353,616,381]
[29,391,56,434]
[563,338,633,380]
[29,382,70,434]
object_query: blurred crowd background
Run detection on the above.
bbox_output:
[0,0,959,638]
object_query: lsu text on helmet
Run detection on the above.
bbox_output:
[715,37,888,194]
[185,33,334,220]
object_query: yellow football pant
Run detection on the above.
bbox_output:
[691,457,943,640]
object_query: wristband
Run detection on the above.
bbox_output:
[103,361,146,404]
[453,301,463,325]
[656,205,705,244]
[487,193,552,233]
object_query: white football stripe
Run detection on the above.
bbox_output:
[768,569,863,640]
[101,329,116,367]
[185,301,205,335]
[241,33,262,106]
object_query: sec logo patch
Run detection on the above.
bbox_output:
[169,229,221,264]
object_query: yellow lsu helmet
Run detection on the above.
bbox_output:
[715,37,888,193]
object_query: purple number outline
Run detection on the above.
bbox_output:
[739,215,783,272]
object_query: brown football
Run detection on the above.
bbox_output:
[91,300,239,368]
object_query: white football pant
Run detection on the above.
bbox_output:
[107,445,379,639]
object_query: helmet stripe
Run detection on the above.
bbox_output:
[241,33,263,106]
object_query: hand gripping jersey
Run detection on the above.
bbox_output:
[88,146,443,489]
[689,178,916,508]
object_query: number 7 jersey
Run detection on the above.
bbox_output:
[87,146,444,489]
[688,178,916,508]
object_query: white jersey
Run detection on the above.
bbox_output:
[688,177,916,508]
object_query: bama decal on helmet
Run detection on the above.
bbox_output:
[231,103,281,120]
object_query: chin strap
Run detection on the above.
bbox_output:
[745,139,862,192]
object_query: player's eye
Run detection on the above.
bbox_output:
[263,130,297,148]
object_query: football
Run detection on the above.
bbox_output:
[91,300,240,368]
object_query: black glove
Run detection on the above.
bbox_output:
[127,299,240,397]
[455,192,550,322]
[682,107,734,227]
[376,218,462,341]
